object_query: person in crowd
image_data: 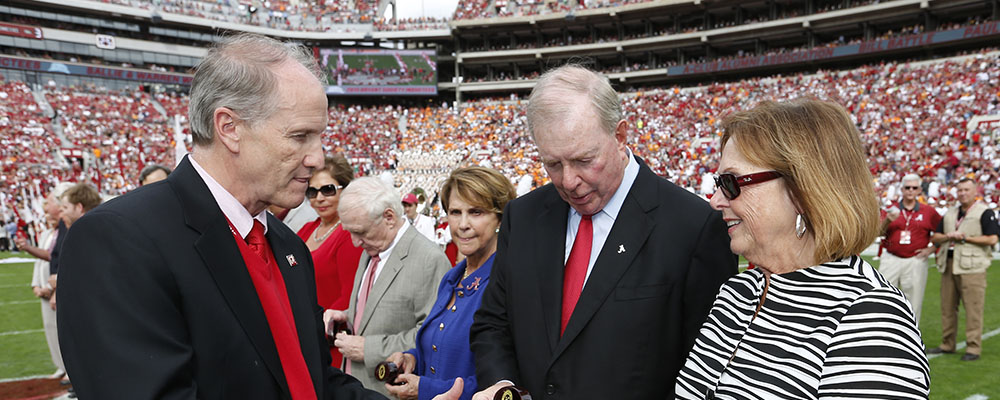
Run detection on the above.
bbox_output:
[469,64,736,399]
[326,177,450,396]
[50,182,102,309]
[15,184,71,381]
[384,166,516,400]
[880,173,941,323]
[403,193,436,241]
[928,178,999,361]
[297,155,364,367]
[675,99,930,398]
[56,33,384,399]
[139,164,172,186]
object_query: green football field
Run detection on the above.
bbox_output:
[2,252,997,398]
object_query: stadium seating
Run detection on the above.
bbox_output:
[2,50,999,218]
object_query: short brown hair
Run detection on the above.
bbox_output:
[316,155,354,186]
[721,99,879,263]
[63,183,102,212]
[440,167,516,217]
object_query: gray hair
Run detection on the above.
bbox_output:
[188,33,325,146]
[526,64,622,140]
[338,176,404,223]
[901,173,921,186]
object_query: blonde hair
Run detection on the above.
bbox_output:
[721,99,879,263]
[440,167,516,217]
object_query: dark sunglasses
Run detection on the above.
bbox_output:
[305,184,344,199]
[714,171,782,200]
[903,186,921,190]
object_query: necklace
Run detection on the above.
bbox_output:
[312,221,340,242]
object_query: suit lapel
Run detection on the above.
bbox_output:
[537,194,569,353]
[359,226,414,334]
[553,161,659,358]
[267,219,323,395]
[172,157,289,396]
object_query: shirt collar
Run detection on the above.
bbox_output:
[571,147,640,221]
[189,155,268,239]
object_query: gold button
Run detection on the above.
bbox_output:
[439,323,444,330]
[432,345,438,352]
[430,366,436,374]
[457,291,464,297]
[451,305,457,312]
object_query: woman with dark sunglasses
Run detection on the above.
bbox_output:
[296,155,364,368]
[675,99,929,399]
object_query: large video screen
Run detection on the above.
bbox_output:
[319,48,437,96]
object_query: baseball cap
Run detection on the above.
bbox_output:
[402,193,418,205]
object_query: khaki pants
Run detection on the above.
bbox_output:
[879,252,929,323]
[940,259,988,355]
[40,298,65,372]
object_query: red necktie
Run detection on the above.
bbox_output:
[561,214,592,336]
[353,254,380,334]
[246,221,272,270]
[346,254,379,375]
[238,220,317,400]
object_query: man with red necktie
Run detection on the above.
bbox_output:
[470,65,736,399]
[56,33,389,400]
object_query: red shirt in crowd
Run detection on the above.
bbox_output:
[881,201,942,258]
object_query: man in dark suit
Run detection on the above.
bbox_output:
[470,65,737,399]
[57,33,383,400]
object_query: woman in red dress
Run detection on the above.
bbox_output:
[296,155,363,368]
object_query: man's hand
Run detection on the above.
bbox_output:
[915,247,935,260]
[14,236,28,250]
[49,291,56,310]
[32,287,53,300]
[334,332,365,362]
[431,377,463,400]
[48,275,57,290]
[385,373,419,400]
[885,208,901,222]
[323,309,347,335]
[386,351,417,374]
[471,381,512,400]
[947,231,966,241]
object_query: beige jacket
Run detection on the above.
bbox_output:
[936,201,992,274]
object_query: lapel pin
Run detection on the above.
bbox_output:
[286,254,298,267]
[618,244,626,254]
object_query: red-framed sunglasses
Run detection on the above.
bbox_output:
[714,171,782,200]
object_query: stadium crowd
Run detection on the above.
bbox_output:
[2,49,999,233]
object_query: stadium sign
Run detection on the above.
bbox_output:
[668,21,1000,77]
[0,55,193,86]
[0,22,42,40]
[968,115,1000,138]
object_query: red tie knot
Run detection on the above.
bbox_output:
[246,220,266,246]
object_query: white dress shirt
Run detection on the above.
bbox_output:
[189,156,268,239]
[564,148,640,287]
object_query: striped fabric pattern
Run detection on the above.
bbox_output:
[675,256,929,400]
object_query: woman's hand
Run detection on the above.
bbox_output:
[386,351,417,374]
[385,373,420,400]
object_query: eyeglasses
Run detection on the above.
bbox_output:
[714,171,783,200]
[305,184,344,199]
[903,186,921,190]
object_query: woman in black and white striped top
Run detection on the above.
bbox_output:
[676,100,929,399]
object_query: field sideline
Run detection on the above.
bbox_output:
[1,252,997,398]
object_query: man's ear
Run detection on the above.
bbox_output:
[614,119,628,149]
[214,107,241,153]
[383,208,396,225]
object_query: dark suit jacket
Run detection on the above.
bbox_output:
[57,157,381,400]
[471,156,736,399]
